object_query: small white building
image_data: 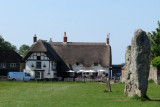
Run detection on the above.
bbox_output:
[23,33,112,79]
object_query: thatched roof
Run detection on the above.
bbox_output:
[0,50,22,63]
[24,40,112,69]
[50,42,111,68]
[24,40,61,62]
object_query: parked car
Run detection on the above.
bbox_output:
[7,72,35,81]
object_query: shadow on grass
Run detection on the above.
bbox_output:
[146,97,160,102]
[131,95,160,102]
[148,99,160,102]
[144,95,160,102]
[104,90,112,93]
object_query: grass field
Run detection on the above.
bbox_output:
[0,81,159,107]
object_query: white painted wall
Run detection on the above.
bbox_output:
[24,53,110,79]
[24,52,57,79]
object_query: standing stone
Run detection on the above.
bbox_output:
[124,29,150,97]
[122,46,131,83]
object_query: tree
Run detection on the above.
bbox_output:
[18,44,30,58]
[0,35,17,51]
[150,21,160,57]
[151,56,160,68]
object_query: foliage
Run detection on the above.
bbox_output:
[0,82,159,107]
[0,35,17,51]
[18,44,30,58]
[148,79,155,84]
[151,56,160,68]
[150,21,160,57]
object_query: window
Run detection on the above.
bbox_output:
[37,56,41,60]
[25,73,31,76]
[76,62,79,66]
[10,63,16,68]
[52,62,56,66]
[94,62,98,66]
[52,62,56,70]
[36,62,41,69]
[0,63,6,68]
[54,73,57,76]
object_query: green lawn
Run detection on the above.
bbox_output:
[0,81,159,107]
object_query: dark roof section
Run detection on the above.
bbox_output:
[0,50,22,63]
[50,42,112,68]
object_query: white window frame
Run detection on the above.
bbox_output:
[0,63,6,68]
[10,63,17,68]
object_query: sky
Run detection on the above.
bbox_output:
[0,0,160,64]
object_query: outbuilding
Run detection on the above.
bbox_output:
[0,50,23,76]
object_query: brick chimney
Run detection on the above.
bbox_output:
[106,34,110,45]
[33,34,37,43]
[63,32,67,43]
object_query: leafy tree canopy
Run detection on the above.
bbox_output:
[150,21,160,57]
[18,44,30,58]
[0,35,17,51]
[151,56,160,68]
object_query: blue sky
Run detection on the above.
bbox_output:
[0,0,160,64]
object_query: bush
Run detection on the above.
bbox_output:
[148,79,155,83]
[151,56,160,68]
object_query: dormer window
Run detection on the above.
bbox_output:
[94,62,98,66]
[37,56,41,60]
[76,62,79,66]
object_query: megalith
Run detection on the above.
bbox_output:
[124,29,150,97]
[123,46,131,83]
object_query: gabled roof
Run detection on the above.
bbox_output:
[29,40,47,52]
[50,42,112,68]
[23,40,61,62]
[0,50,22,63]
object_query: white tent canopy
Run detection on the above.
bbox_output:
[77,70,96,73]
[97,70,108,76]
[66,70,75,73]
[84,70,96,73]
[77,70,85,73]
[98,70,105,72]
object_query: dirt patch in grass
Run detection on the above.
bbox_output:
[113,99,129,101]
